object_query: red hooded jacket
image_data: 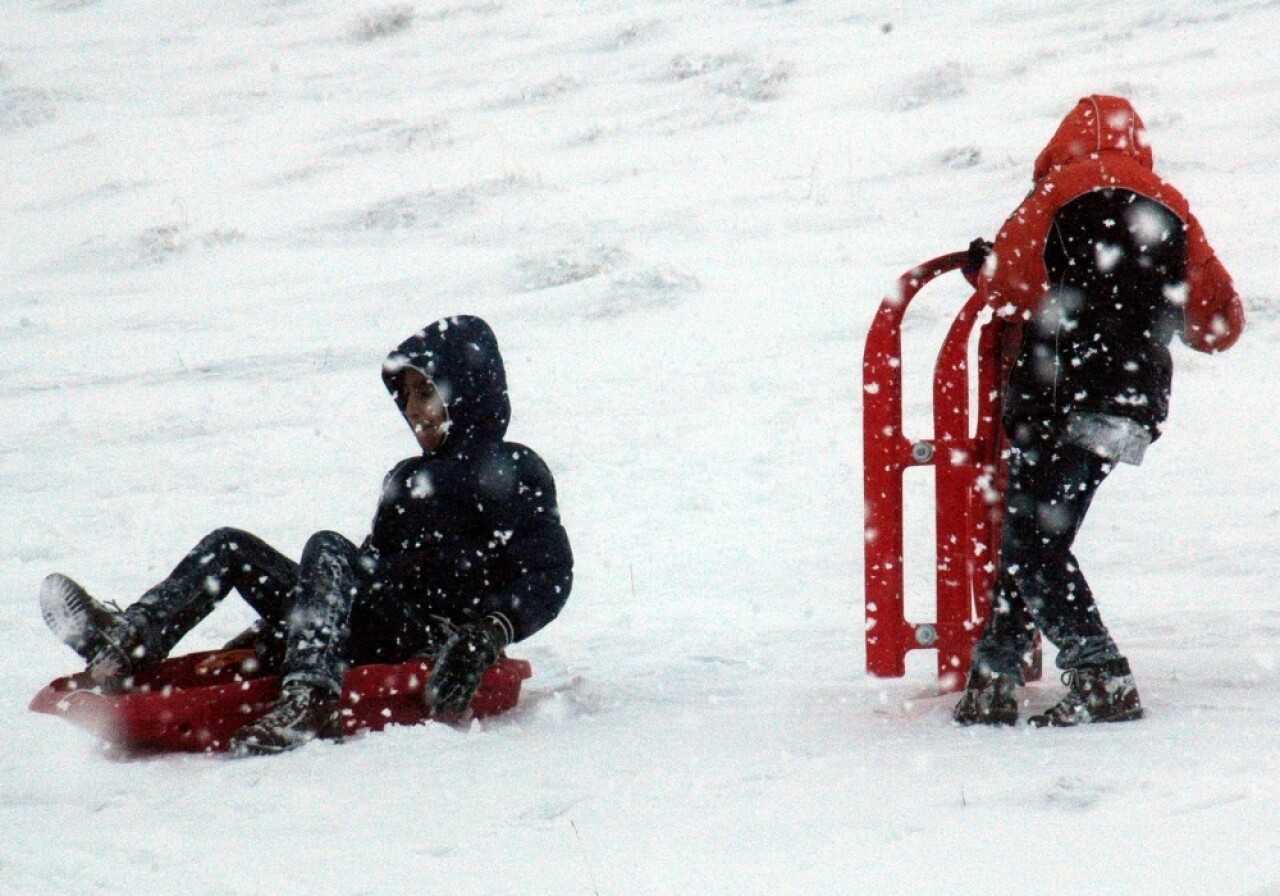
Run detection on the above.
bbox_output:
[980,95,1243,353]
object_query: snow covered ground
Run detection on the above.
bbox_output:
[3,1,1280,893]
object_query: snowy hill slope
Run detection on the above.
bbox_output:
[3,2,1280,893]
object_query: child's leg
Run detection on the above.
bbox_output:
[999,429,1123,671]
[970,568,1036,681]
[223,532,362,757]
[277,531,363,696]
[126,527,299,664]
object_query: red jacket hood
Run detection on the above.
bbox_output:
[1032,95,1154,181]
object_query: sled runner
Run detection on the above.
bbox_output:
[862,251,1040,688]
[30,650,532,754]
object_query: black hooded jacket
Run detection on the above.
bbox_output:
[1003,188,1187,434]
[359,316,572,644]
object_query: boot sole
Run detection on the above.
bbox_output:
[39,574,97,652]
[227,737,297,758]
[952,712,1019,727]
[227,724,341,758]
[1029,707,1144,728]
[39,573,134,686]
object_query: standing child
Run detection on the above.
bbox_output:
[41,315,573,754]
[953,95,1243,727]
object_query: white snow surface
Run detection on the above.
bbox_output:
[4,2,1280,894]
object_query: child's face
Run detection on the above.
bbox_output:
[401,368,449,453]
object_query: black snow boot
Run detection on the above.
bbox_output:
[1029,658,1143,728]
[39,573,142,691]
[227,681,342,757]
[952,664,1018,726]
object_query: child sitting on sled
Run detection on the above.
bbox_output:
[40,315,573,756]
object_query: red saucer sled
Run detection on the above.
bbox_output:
[30,650,532,754]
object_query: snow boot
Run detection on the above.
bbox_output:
[39,573,141,690]
[227,681,342,757]
[1028,658,1143,728]
[952,664,1018,726]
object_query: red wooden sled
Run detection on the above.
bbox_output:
[30,650,532,755]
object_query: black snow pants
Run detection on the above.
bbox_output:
[970,422,1127,680]
[122,527,446,695]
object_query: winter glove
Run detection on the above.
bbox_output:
[425,617,509,717]
[961,237,992,286]
[412,618,461,663]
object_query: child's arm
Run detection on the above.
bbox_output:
[1180,214,1244,353]
[426,444,573,717]
[473,444,574,643]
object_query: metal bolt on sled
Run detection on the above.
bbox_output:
[862,251,1041,689]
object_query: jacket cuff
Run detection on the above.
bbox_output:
[484,612,515,650]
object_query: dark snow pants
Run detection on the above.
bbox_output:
[970,423,1127,680]
[123,527,445,696]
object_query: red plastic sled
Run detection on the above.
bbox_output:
[30,650,532,755]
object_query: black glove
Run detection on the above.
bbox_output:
[962,237,993,280]
[425,618,507,717]
[413,617,462,663]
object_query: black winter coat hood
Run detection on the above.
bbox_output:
[381,315,511,457]
[368,315,572,647]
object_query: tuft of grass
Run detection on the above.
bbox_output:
[351,4,415,42]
